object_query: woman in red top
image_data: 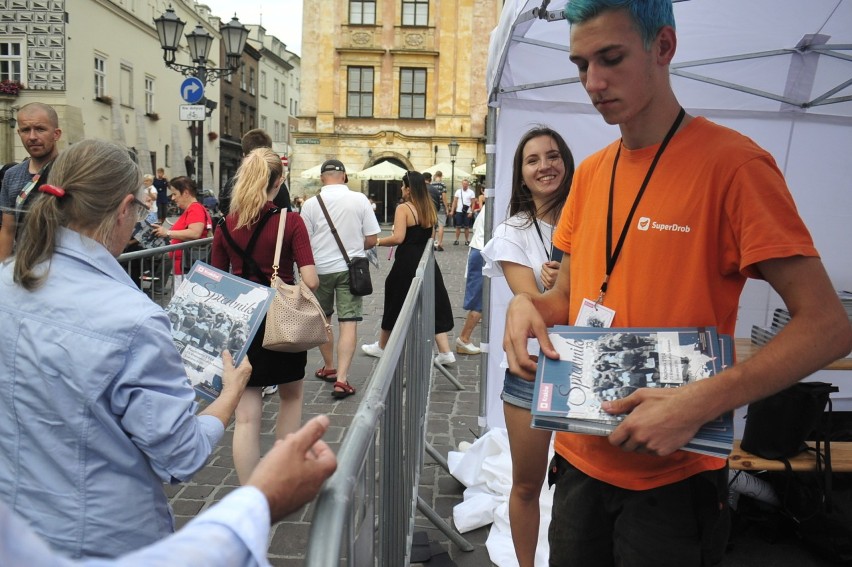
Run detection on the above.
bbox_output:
[152,176,210,290]
[211,148,318,484]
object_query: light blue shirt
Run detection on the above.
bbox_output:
[0,228,224,559]
[0,487,271,566]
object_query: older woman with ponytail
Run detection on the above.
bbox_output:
[211,147,318,484]
[0,139,251,559]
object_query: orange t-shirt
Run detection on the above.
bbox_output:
[552,117,818,490]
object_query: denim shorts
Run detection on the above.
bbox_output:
[463,249,483,312]
[501,369,534,410]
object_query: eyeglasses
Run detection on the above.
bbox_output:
[131,197,150,222]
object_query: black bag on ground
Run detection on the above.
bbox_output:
[741,382,838,459]
[740,382,852,564]
[348,256,373,296]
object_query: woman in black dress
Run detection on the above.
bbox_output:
[362,171,455,364]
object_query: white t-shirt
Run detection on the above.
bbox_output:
[300,185,382,275]
[481,212,554,293]
[454,188,476,213]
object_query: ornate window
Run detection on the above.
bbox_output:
[350,0,376,25]
[347,67,374,117]
[399,68,426,118]
[402,0,428,26]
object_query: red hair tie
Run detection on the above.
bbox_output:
[39,184,66,198]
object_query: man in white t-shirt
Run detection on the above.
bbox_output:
[449,179,475,245]
[300,160,381,399]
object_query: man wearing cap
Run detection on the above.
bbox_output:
[300,160,380,399]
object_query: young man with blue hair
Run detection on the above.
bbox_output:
[503,1,852,565]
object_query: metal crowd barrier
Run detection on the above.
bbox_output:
[305,242,472,566]
[117,238,213,306]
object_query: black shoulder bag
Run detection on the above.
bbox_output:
[742,382,852,563]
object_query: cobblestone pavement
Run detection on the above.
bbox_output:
[167,229,492,566]
[167,226,836,567]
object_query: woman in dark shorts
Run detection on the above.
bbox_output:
[211,147,318,484]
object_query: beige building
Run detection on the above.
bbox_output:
[296,0,500,216]
[246,24,300,181]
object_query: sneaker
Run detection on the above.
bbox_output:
[465,241,470,246]
[453,240,459,245]
[362,342,384,358]
[434,351,456,366]
[262,385,279,397]
[455,338,481,355]
[436,245,444,251]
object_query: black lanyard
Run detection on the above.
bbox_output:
[532,217,551,261]
[598,107,685,305]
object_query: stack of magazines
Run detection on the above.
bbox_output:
[531,326,734,458]
[750,308,790,347]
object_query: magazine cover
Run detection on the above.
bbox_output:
[531,326,734,458]
[132,219,170,249]
[164,262,274,402]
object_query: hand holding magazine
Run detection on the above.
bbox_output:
[531,326,734,458]
[164,262,274,402]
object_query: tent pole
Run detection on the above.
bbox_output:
[479,104,497,428]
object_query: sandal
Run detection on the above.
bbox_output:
[314,366,338,382]
[331,381,356,399]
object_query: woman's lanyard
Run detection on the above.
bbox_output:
[597,107,686,306]
[532,217,552,261]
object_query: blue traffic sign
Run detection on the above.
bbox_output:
[180,77,204,104]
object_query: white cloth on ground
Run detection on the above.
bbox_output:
[448,428,554,567]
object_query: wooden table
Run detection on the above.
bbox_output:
[734,338,852,370]
[729,439,852,471]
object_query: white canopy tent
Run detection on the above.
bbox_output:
[352,161,408,222]
[481,0,852,430]
[422,161,474,185]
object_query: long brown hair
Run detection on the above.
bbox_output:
[403,171,437,228]
[509,126,575,227]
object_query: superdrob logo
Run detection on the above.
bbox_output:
[638,216,692,233]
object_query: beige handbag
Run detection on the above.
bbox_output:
[262,210,331,352]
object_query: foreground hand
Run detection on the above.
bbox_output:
[219,350,252,396]
[503,293,558,381]
[248,415,337,522]
[604,387,710,456]
[540,260,561,290]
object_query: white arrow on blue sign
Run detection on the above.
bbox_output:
[180,77,204,104]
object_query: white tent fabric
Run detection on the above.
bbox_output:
[482,0,852,432]
[300,163,361,180]
[351,160,407,180]
[422,161,473,181]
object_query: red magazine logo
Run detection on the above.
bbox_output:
[538,383,553,411]
[197,265,223,281]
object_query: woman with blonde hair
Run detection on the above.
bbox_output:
[211,147,318,483]
[362,170,455,364]
[0,139,250,558]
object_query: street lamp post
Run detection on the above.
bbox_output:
[448,139,460,212]
[154,8,248,191]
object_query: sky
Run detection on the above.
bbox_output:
[199,0,304,56]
